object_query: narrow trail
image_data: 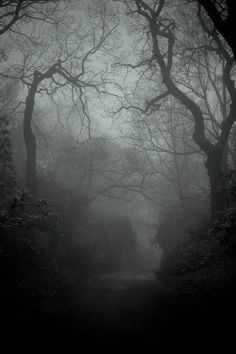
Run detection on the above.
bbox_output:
[60,269,167,341]
[10,269,234,346]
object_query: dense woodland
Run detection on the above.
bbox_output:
[0,0,236,345]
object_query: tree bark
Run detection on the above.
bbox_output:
[132,0,236,221]
[198,0,236,61]
[23,74,39,194]
[205,149,225,221]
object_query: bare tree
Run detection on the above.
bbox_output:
[115,0,236,220]
[197,0,236,60]
[1,0,119,194]
[0,0,62,36]
[122,96,208,215]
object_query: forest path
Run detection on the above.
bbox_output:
[9,269,174,347]
[62,269,166,341]
[12,268,232,346]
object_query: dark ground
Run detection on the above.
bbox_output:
[2,269,236,349]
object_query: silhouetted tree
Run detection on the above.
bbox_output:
[0,0,61,36]
[197,0,236,60]
[117,0,236,220]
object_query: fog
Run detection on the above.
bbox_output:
[0,0,236,347]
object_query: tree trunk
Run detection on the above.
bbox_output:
[23,79,38,194]
[205,149,225,221]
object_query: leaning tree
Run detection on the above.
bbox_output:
[114,0,236,220]
[1,0,120,194]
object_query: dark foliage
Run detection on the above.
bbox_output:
[0,172,139,317]
[0,116,16,209]
[158,171,236,279]
[155,197,209,253]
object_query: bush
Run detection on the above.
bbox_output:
[0,195,66,306]
[155,197,209,253]
[158,172,236,277]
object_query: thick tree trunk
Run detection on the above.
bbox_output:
[205,149,225,221]
[198,0,236,62]
[23,79,39,194]
[135,1,236,221]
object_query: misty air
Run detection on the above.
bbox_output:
[0,0,236,348]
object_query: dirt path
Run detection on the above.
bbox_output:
[9,268,235,347]
[64,270,164,340]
